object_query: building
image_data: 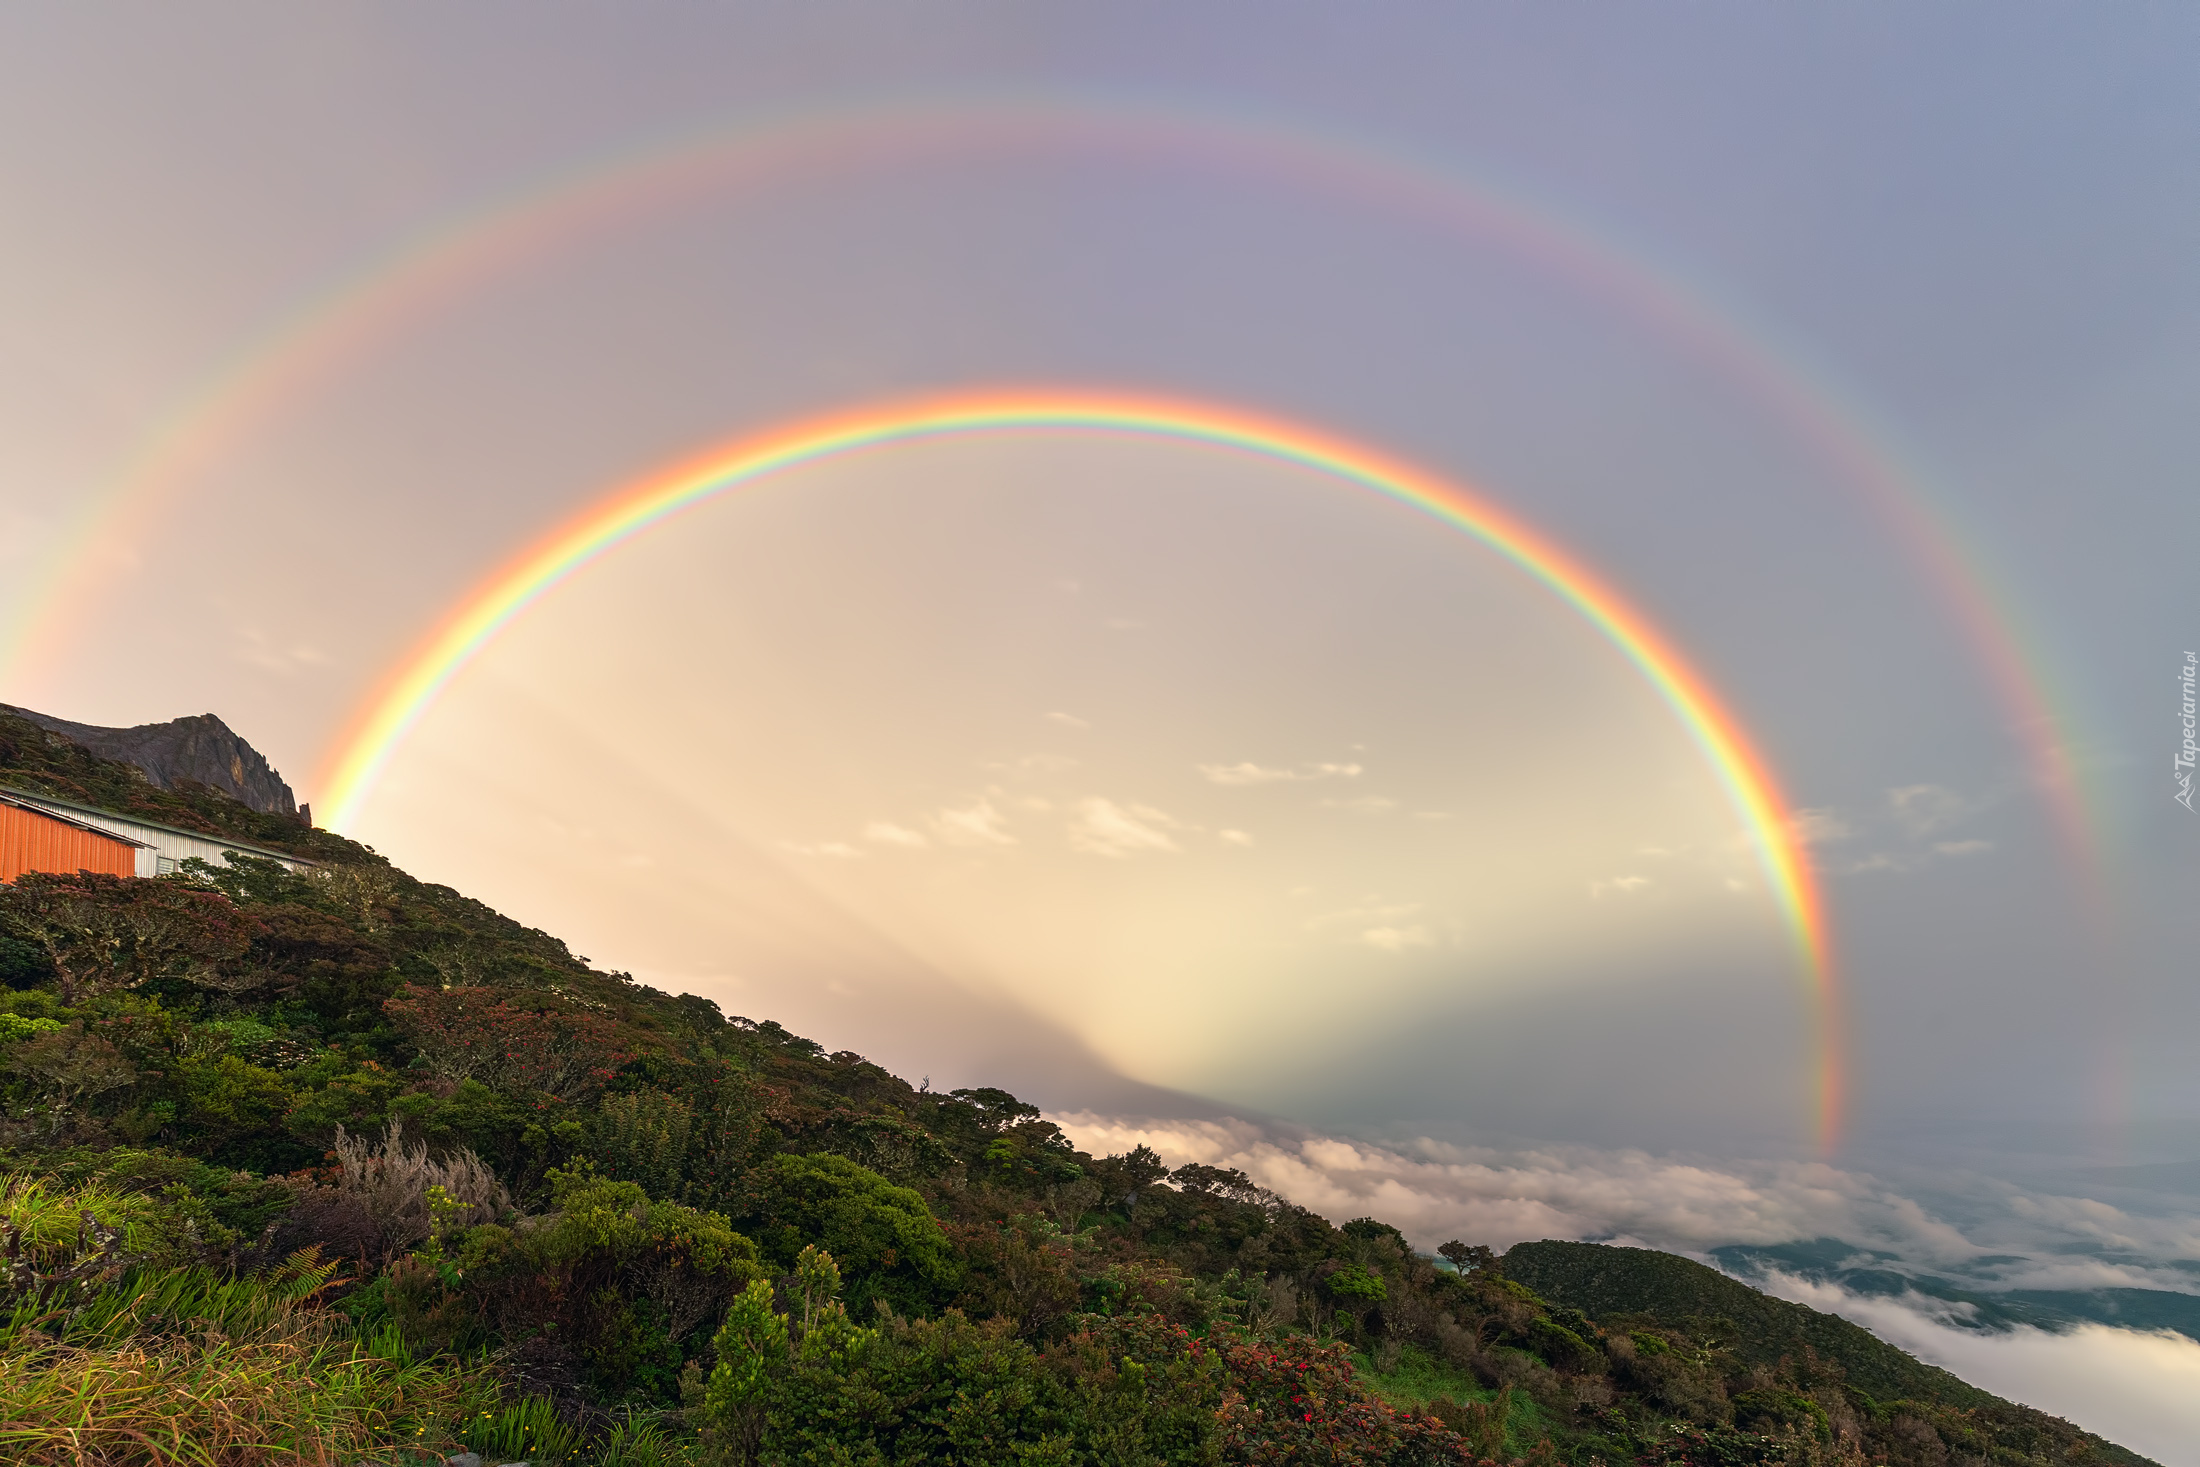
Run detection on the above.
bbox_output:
[0,787,318,883]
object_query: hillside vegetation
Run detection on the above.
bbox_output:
[0,712,2155,1465]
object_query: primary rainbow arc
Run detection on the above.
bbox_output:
[318,389,1843,1149]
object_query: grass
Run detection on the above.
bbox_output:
[0,1176,507,1466]
[1,1174,164,1264]
[0,1315,480,1466]
[1354,1344,1547,1459]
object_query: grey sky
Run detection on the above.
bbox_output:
[2,3,2197,1446]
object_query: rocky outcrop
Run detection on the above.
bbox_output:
[0,705,299,818]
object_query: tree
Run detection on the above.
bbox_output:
[5,1023,137,1127]
[0,871,255,1004]
[382,983,634,1099]
[1439,1241,1498,1279]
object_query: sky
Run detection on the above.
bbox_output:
[2,4,2197,1456]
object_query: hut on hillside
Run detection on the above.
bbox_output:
[0,787,317,883]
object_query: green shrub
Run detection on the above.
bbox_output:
[0,1013,64,1045]
[743,1152,958,1317]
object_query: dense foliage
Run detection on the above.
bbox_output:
[0,723,2158,1465]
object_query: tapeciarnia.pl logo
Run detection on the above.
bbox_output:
[2178,651,2197,811]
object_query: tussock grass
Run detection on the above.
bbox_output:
[0,1309,473,1465]
[0,1179,499,1467]
[1,1175,162,1263]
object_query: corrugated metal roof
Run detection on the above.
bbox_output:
[0,790,151,847]
[0,786,318,867]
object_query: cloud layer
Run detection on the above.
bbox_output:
[1758,1275,2200,1467]
[1049,1113,2200,1463]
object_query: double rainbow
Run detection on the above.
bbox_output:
[318,390,1842,1149]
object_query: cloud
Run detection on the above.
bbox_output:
[1359,925,1432,952]
[781,841,862,859]
[1788,808,1853,846]
[232,625,332,675]
[1045,1115,1988,1261]
[1933,839,1994,857]
[1888,783,1970,837]
[1045,1115,2200,1292]
[1218,829,1255,847]
[1046,1107,2200,1453]
[1309,900,1422,930]
[1590,875,1652,898]
[863,822,929,849]
[933,799,1017,847]
[987,753,1080,777]
[1319,796,1399,815]
[1199,761,1364,786]
[1044,711,1090,729]
[1754,1275,2200,1466]
[1065,798,1184,858]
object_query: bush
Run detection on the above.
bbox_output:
[383,984,634,1100]
[743,1152,958,1318]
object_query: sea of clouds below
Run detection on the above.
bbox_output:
[1050,1113,2200,1467]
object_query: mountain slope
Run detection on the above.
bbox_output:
[0,715,2160,1466]
[0,703,300,817]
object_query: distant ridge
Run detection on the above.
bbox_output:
[0,704,300,819]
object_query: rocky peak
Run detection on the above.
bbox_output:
[0,704,301,819]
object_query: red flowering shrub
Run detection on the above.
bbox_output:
[383,983,634,1099]
[1216,1330,1498,1466]
[0,871,257,1004]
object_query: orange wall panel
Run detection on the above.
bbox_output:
[0,803,140,884]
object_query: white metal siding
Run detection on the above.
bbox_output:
[4,798,313,875]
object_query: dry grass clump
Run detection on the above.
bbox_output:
[0,1316,474,1466]
[331,1123,511,1258]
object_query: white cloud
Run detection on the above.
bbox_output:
[1218,829,1255,847]
[1046,1117,2200,1373]
[863,821,929,848]
[1788,808,1853,845]
[933,799,1017,847]
[1044,1116,2200,1283]
[1359,925,1432,952]
[1756,1275,2200,1467]
[1934,838,1994,857]
[1045,1115,1986,1261]
[1590,875,1652,898]
[1199,761,1364,786]
[1045,711,1090,729]
[1889,783,1970,837]
[1829,851,1922,876]
[1065,798,1184,858]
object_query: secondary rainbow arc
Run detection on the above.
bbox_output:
[317,389,1844,1151]
[2,96,2104,925]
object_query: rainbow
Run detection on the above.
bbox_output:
[317,390,1845,1150]
[0,95,2106,916]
